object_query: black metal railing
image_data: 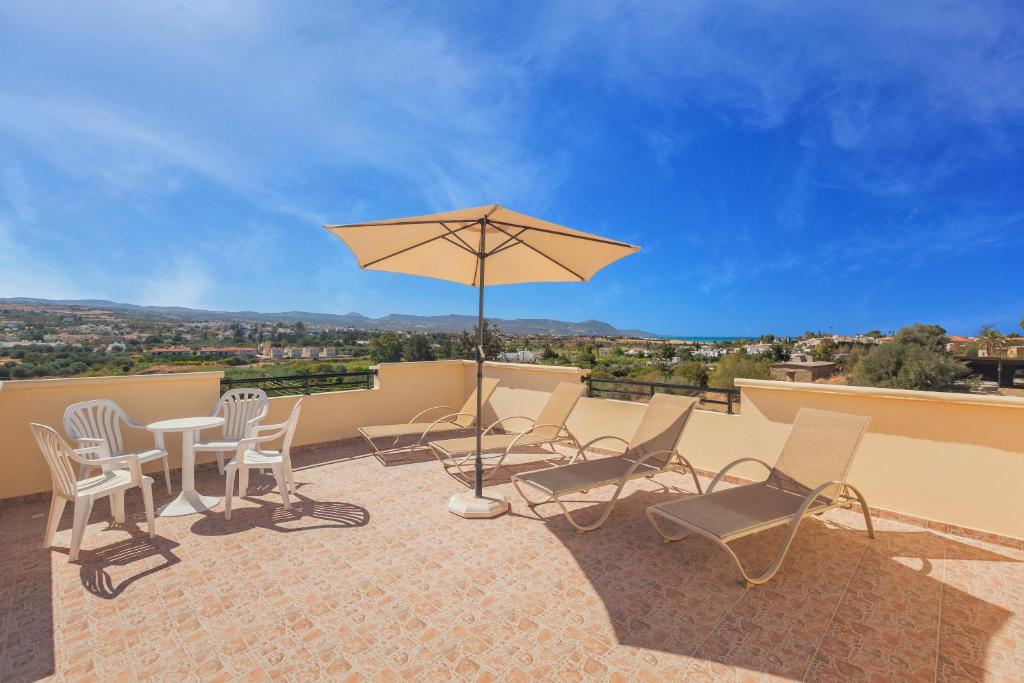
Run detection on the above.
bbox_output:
[582,376,740,414]
[220,370,376,397]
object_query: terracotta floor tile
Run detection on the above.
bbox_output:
[1,441,1022,681]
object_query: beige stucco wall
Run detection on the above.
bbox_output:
[3,363,1023,540]
[0,372,223,500]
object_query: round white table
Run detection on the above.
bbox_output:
[148,416,225,517]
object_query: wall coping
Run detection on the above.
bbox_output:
[736,378,1024,409]
[0,370,224,394]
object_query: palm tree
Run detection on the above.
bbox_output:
[977,324,1007,357]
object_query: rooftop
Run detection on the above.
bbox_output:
[3,438,1023,681]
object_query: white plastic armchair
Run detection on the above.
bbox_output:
[194,388,269,474]
[63,399,172,494]
[224,399,303,520]
[32,423,156,562]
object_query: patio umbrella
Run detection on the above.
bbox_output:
[325,204,639,517]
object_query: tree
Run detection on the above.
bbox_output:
[672,361,710,387]
[708,354,770,388]
[976,324,1006,357]
[851,343,968,391]
[894,323,947,353]
[812,339,836,362]
[863,330,883,338]
[369,332,403,363]
[452,321,505,361]
[766,342,790,362]
[402,334,435,362]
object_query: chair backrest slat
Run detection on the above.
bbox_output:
[455,377,500,428]
[531,382,586,439]
[214,388,269,439]
[626,393,698,468]
[769,408,870,499]
[63,400,128,455]
[31,423,78,499]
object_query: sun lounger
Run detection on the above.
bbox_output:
[429,381,585,480]
[512,393,701,532]
[359,377,500,461]
[646,407,873,586]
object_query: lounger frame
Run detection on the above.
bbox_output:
[513,437,703,533]
[645,457,874,586]
[431,415,583,480]
[359,405,477,462]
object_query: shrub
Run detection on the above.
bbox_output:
[851,343,968,392]
[708,354,770,388]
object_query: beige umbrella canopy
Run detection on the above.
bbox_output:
[325,204,639,517]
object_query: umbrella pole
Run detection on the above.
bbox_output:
[474,223,486,498]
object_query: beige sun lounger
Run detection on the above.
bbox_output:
[646,407,873,586]
[428,381,585,480]
[512,393,702,532]
[359,377,500,461]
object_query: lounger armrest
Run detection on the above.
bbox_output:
[409,405,458,423]
[503,423,574,459]
[482,415,534,436]
[706,457,773,493]
[417,412,477,443]
[576,435,630,461]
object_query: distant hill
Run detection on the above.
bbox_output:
[0,298,655,337]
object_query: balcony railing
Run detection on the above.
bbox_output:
[582,375,739,414]
[220,370,376,397]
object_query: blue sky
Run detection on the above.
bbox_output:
[1,2,1022,336]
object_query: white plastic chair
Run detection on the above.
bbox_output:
[195,388,269,475]
[224,399,303,520]
[64,399,172,494]
[32,423,156,562]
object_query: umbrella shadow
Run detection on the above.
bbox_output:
[531,484,1019,680]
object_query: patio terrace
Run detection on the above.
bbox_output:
[2,360,1024,681]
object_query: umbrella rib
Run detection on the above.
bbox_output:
[486,221,586,281]
[361,223,476,268]
[486,228,528,257]
[487,219,637,248]
[325,218,479,229]
[440,221,477,253]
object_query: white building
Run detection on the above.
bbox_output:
[745,343,773,356]
[301,347,320,360]
[500,349,539,363]
[321,347,337,358]
[106,342,127,353]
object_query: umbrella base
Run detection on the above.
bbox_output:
[448,491,509,519]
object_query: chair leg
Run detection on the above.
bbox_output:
[111,490,126,524]
[844,483,875,539]
[139,478,156,537]
[272,464,290,510]
[238,465,249,497]
[161,455,172,495]
[69,496,94,562]
[224,465,236,520]
[43,495,68,547]
[216,452,225,476]
[285,457,296,494]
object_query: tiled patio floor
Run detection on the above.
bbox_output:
[2,437,1023,681]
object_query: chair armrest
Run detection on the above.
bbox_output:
[502,423,572,457]
[68,446,144,483]
[409,405,458,423]
[706,457,773,493]
[254,422,288,434]
[482,415,534,436]
[577,434,630,456]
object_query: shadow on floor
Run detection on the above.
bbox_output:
[77,531,181,599]
[189,479,369,536]
[531,484,1019,680]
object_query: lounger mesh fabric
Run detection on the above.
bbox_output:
[767,408,870,501]
[625,393,698,468]
[516,393,696,493]
[646,484,828,540]
[530,382,586,439]
[429,431,556,457]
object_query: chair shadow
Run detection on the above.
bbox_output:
[189,478,369,536]
[530,484,1020,680]
[75,531,182,600]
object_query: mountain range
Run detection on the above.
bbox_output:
[0,298,655,337]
